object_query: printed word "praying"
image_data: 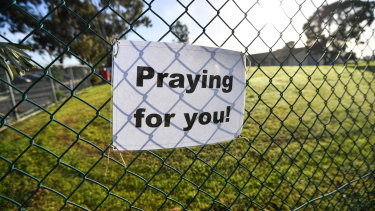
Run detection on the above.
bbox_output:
[136,66,233,93]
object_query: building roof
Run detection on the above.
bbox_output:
[248,47,306,64]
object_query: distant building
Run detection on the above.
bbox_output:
[246,47,325,67]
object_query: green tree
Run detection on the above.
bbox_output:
[171,21,189,43]
[303,0,374,64]
[0,0,151,66]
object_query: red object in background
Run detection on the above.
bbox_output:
[100,68,111,82]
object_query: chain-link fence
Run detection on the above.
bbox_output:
[1,0,375,210]
[0,65,92,121]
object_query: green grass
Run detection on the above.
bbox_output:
[0,64,375,210]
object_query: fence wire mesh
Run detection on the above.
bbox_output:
[0,0,375,210]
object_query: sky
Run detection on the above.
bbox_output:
[127,0,317,52]
[128,0,374,54]
[1,0,374,67]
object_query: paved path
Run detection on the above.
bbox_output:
[0,79,90,118]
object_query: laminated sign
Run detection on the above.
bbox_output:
[113,41,246,150]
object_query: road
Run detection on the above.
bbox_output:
[0,78,90,119]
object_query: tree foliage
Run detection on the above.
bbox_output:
[303,0,375,64]
[171,21,189,43]
[0,42,34,80]
[0,0,151,66]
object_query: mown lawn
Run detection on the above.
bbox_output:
[0,63,375,210]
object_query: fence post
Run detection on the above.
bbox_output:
[49,70,58,104]
[5,73,19,120]
[84,67,90,88]
[69,68,75,89]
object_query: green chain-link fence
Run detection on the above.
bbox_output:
[1,0,375,210]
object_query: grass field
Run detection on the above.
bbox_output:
[0,63,375,210]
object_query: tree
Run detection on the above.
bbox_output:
[0,0,151,66]
[303,0,374,64]
[171,21,189,43]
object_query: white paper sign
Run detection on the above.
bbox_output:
[113,41,246,150]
